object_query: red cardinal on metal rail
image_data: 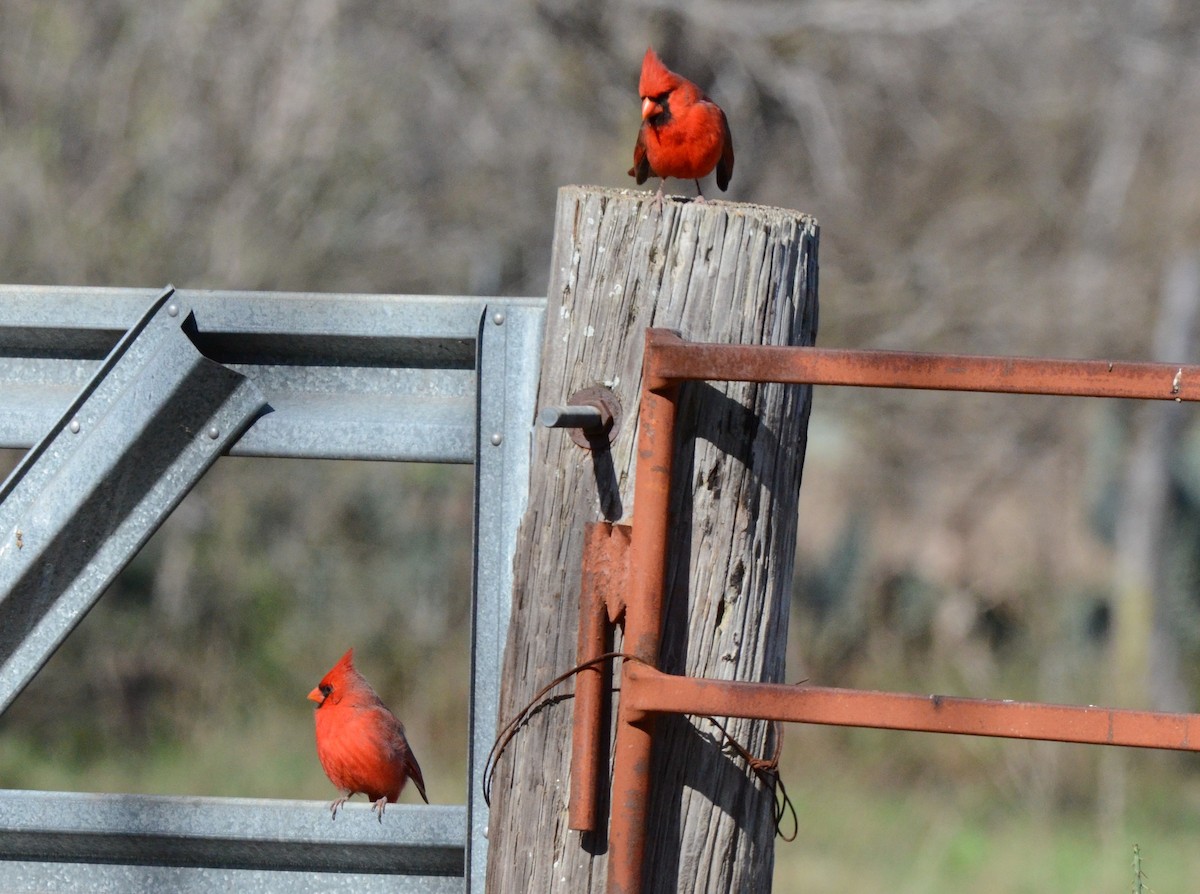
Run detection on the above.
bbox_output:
[308,648,428,821]
[628,46,735,202]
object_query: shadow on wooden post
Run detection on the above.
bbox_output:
[485,185,818,893]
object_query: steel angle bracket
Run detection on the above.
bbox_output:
[0,286,268,713]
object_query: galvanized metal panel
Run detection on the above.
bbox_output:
[0,790,464,889]
[1,864,466,894]
[0,286,549,891]
[232,390,475,462]
[0,285,484,341]
[0,285,486,462]
[0,289,268,713]
[468,301,545,892]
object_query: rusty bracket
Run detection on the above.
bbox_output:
[569,522,631,832]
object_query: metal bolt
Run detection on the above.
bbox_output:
[540,405,606,429]
[492,311,506,326]
[490,432,504,446]
[538,386,622,450]
[206,426,220,440]
[69,419,81,434]
[167,304,179,317]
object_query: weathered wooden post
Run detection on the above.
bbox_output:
[486,185,818,892]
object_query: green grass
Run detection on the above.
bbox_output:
[772,732,1200,892]
[0,700,463,805]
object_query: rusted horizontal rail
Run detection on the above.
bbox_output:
[622,664,1200,751]
[645,329,1200,400]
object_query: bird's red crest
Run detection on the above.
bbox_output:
[332,648,355,675]
[639,46,681,98]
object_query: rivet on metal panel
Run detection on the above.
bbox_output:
[68,419,81,434]
[167,304,179,318]
[492,311,506,326]
[490,432,504,446]
[206,426,221,440]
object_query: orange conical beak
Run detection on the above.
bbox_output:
[641,97,660,120]
[307,686,324,705]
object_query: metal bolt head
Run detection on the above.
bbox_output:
[490,432,504,446]
[492,311,506,326]
[167,304,180,317]
[69,419,81,434]
[206,426,220,440]
[566,387,622,450]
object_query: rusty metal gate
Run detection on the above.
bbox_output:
[570,329,1200,894]
[0,284,546,892]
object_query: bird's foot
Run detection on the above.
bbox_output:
[329,795,350,821]
[693,180,708,204]
[372,797,388,823]
[651,180,666,212]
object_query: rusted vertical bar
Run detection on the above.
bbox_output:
[570,523,629,832]
[607,332,679,894]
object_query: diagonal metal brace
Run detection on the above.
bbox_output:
[0,286,268,713]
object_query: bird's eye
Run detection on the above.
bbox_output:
[320,684,332,696]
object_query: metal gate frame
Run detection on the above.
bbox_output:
[574,328,1200,894]
[0,284,546,892]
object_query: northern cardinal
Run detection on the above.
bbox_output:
[308,648,428,821]
[629,46,734,202]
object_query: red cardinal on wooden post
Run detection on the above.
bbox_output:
[308,648,428,821]
[628,46,735,203]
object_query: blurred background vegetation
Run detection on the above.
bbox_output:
[2,0,1200,890]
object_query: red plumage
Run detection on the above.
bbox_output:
[308,648,428,821]
[629,46,734,201]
